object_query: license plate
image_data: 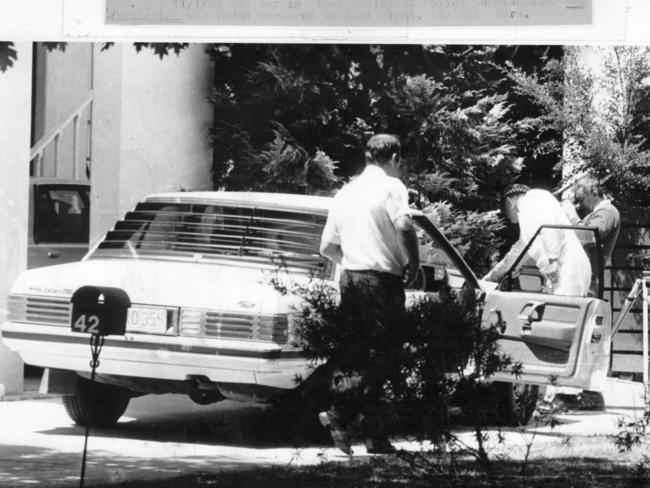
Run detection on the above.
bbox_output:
[127,306,168,334]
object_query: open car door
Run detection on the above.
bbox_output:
[487,225,611,391]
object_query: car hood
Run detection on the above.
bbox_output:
[10,258,306,314]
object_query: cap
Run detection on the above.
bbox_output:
[503,184,530,199]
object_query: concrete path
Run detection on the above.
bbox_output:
[0,378,646,487]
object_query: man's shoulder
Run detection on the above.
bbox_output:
[584,201,620,224]
[597,201,621,219]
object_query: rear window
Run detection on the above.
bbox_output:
[90,202,330,276]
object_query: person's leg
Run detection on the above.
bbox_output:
[318,362,356,455]
[359,274,404,454]
[318,272,368,455]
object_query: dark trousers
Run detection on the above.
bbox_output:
[326,269,406,444]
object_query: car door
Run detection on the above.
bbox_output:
[486,225,611,390]
[408,214,481,305]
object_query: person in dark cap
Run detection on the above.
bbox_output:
[483,184,530,283]
[484,185,591,297]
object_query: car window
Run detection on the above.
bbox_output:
[34,186,90,244]
[92,202,331,276]
[409,219,469,294]
[498,226,602,298]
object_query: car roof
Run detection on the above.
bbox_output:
[143,191,334,213]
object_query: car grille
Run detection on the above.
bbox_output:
[7,295,71,327]
[179,309,289,344]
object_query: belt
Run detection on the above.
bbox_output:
[342,269,403,281]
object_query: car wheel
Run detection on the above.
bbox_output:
[62,376,131,427]
[493,381,539,426]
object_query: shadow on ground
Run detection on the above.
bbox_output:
[0,443,287,488]
[39,403,331,449]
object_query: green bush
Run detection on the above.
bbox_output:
[277,277,516,442]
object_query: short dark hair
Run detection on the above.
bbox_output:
[575,174,603,198]
[365,134,401,164]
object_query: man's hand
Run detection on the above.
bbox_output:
[561,199,580,225]
[320,240,343,264]
[546,259,559,285]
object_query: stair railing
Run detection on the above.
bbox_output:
[30,93,93,180]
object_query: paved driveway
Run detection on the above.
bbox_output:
[0,379,646,487]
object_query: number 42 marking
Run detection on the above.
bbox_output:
[73,314,100,334]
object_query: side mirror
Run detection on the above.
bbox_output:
[517,274,544,293]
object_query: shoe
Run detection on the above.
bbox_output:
[365,438,397,454]
[318,411,353,455]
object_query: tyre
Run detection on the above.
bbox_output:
[62,376,131,427]
[493,381,539,426]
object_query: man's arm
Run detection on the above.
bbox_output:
[582,208,618,241]
[483,238,525,282]
[395,215,420,286]
[320,240,343,264]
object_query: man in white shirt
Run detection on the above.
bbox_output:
[319,134,420,455]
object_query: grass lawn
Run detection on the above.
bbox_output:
[93,433,650,488]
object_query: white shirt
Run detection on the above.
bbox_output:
[321,164,411,276]
[486,189,591,297]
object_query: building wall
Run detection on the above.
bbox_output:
[0,42,32,394]
[91,43,214,244]
[91,42,124,248]
[33,42,93,181]
[118,44,214,213]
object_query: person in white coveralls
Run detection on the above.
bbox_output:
[483,184,592,298]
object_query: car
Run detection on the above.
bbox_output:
[28,178,91,269]
[0,191,610,427]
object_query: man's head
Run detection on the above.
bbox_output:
[365,134,401,177]
[573,174,603,214]
[501,184,530,224]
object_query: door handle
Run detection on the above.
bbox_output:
[518,301,546,332]
[47,250,61,259]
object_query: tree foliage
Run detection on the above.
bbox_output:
[0,42,18,73]
[208,45,530,209]
[207,45,561,270]
[509,46,650,207]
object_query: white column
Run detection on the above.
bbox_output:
[0,42,32,395]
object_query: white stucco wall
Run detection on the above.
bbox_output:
[37,42,93,181]
[90,42,123,248]
[0,42,31,394]
[91,43,213,244]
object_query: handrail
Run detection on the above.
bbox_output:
[30,93,93,165]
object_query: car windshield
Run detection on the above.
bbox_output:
[89,201,331,276]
